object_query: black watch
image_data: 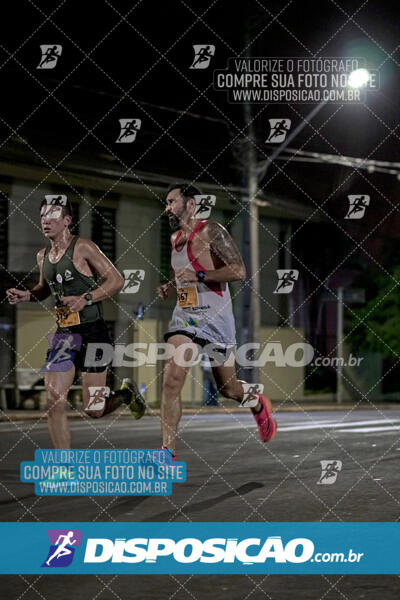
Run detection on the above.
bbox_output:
[196,270,206,283]
[84,293,93,306]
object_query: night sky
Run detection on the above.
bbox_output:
[0,0,399,249]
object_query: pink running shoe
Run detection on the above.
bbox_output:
[253,394,277,442]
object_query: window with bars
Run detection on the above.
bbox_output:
[0,192,8,270]
[70,201,80,236]
[278,229,286,269]
[91,207,116,262]
[222,210,233,234]
[160,214,171,282]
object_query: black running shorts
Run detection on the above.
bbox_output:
[44,319,112,374]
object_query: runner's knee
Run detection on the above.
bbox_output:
[163,364,185,394]
[46,389,68,414]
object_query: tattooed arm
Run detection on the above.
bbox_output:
[205,221,246,282]
[175,222,246,284]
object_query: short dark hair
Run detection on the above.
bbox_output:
[40,195,73,219]
[166,183,202,203]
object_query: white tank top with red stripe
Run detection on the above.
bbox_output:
[167,220,236,347]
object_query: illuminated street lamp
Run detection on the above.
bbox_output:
[348,68,370,88]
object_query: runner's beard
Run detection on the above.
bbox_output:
[168,214,181,231]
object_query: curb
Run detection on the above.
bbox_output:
[1,403,399,422]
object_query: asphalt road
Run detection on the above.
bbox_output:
[1,408,400,599]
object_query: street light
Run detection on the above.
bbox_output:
[348,68,370,89]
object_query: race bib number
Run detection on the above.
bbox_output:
[55,306,81,328]
[177,285,199,308]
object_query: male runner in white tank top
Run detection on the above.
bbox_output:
[157,184,277,458]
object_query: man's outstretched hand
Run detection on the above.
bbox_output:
[6,288,30,304]
[156,281,175,300]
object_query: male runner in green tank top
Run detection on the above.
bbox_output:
[6,195,145,448]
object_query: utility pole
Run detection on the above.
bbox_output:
[241,95,327,383]
[240,41,328,385]
[336,286,344,404]
[241,31,260,384]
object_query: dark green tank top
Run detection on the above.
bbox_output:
[43,236,103,324]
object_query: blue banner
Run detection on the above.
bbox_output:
[0,522,398,574]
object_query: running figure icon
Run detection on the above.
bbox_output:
[116,119,142,143]
[345,195,370,219]
[194,195,216,218]
[274,269,299,294]
[190,45,215,69]
[44,335,75,371]
[266,119,291,143]
[37,45,62,69]
[122,270,144,293]
[45,531,77,566]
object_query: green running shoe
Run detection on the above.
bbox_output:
[120,378,146,419]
